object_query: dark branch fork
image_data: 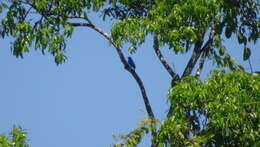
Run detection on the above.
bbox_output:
[20,0,212,120]
[17,0,215,137]
[182,30,215,79]
[151,29,214,116]
[152,29,214,82]
[167,30,216,117]
[152,25,216,80]
[195,33,214,78]
[194,30,216,78]
[182,35,204,79]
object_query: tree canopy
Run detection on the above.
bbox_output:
[0,0,259,65]
[114,70,260,146]
[0,0,259,146]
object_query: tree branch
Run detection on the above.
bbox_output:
[168,31,211,117]
[19,0,157,142]
[67,16,85,19]
[82,22,158,147]
[182,30,216,79]
[67,22,92,27]
[195,48,208,78]
[194,31,216,78]
[153,35,179,80]
[181,39,204,79]
[20,1,155,119]
[70,19,155,119]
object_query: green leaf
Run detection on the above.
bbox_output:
[128,46,136,54]
[219,46,225,56]
[225,27,232,38]
[243,47,251,61]
[83,12,88,19]
[237,32,247,44]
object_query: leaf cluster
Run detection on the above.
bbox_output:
[0,0,106,64]
[159,70,260,146]
[113,118,158,147]
[110,0,259,66]
[0,0,259,65]
[113,70,260,146]
[115,70,260,147]
[0,126,29,147]
[103,0,155,20]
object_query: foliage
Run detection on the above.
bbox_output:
[113,119,152,147]
[0,0,260,147]
[0,0,259,65]
[109,0,259,68]
[115,70,260,146]
[0,0,106,64]
[0,126,29,147]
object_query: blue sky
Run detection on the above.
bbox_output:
[0,13,259,147]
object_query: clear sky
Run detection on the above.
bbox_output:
[0,13,259,147]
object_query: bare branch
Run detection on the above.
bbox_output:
[21,0,155,119]
[182,31,216,79]
[195,48,208,78]
[17,0,156,127]
[76,20,155,119]
[153,35,179,80]
[67,16,84,19]
[181,40,204,78]
[67,15,94,26]
[23,5,33,19]
[67,22,92,27]
[194,32,215,78]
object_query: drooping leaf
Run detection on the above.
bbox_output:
[243,47,251,61]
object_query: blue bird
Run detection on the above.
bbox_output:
[127,57,136,70]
